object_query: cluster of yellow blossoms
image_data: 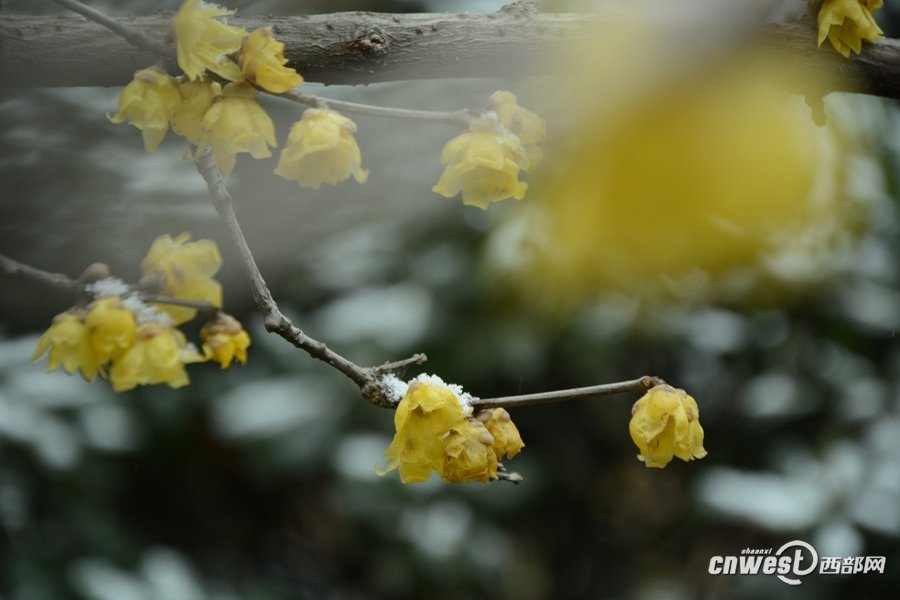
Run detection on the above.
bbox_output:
[32,234,250,392]
[110,0,367,185]
[379,379,524,484]
[817,0,884,57]
[629,385,707,468]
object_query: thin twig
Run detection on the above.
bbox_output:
[140,294,221,314]
[193,148,424,403]
[49,0,162,54]
[279,91,474,127]
[472,376,665,409]
[0,253,81,293]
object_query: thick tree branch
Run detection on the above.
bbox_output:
[2,12,900,99]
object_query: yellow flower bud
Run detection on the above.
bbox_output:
[432,115,529,209]
[141,233,223,324]
[84,297,136,363]
[200,313,251,368]
[477,407,525,460]
[240,28,303,93]
[441,419,498,483]
[274,108,369,189]
[488,91,546,171]
[818,0,883,58]
[171,78,222,145]
[173,0,246,81]
[108,67,181,152]
[200,82,277,176]
[629,385,707,468]
[380,381,467,483]
[108,323,203,392]
[32,311,102,381]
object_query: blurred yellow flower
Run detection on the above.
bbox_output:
[380,381,467,483]
[274,108,368,189]
[173,0,246,81]
[240,28,303,93]
[818,0,883,57]
[433,115,528,209]
[478,407,525,459]
[488,91,546,171]
[108,67,181,151]
[109,323,203,392]
[200,82,276,176]
[200,313,250,368]
[141,233,223,324]
[629,385,707,468]
[172,78,222,145]
[32,311,102,381]
[442,419,498,483]
[85,297,136,363]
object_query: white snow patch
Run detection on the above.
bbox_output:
[381,372,479,412]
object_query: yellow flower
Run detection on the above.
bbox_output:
[32,311,102,381]
[108,67,181,151]
[818,0,883,57]
[441,419,498,483]
[629,385,707,468]
[432,115,529,209]
[141,233,223,324]
[200,313,250,368]
[172,78,222,144]
[488,91,546,171]
[274,108,368,189]
[200,82,276,176]
[380,381,467,483]
[173,0,246,81]
[84,297,136,363]
[108,323,203,392]
[477,407,525,459]
[240,28,303,93]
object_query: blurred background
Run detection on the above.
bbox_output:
[2,0,900,598]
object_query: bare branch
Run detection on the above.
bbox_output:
[472,376,665,409]
[278,91,473,127]
[48,0,164,55]
[0,253,81,293]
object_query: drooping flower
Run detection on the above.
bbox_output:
[477,407,525,459]
[108,67,182,151]
[380,381,468,483]
[200,82,276,176]
[200,312,250,368]
[173,0,246,81]
[488,91,546,171]
[274,108,368,189]
[141,233,223,324]
[240,28,303,93]
[108,323,203,392]
[171,78,222,145]
[32,311,102,381]
[84,297,136,363]
[629,385,707,468]
[818,0,884,57]
[432,115,529,209]
[442,419,498,483]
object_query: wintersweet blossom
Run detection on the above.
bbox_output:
[84,297,136,363]
[442,419,499,483]
[629,385,707,468]
[108,323,203,392]
[173,0,246,81]
[240,28,303,93]
[488,91,546,171]
[818,0,883,57]
[477,407,525,459]
[274,108,368,189]
[32,311,101,381]
[432,115,529,209]
[108,67,181,151]
[200,313,250,368]
[199,82,276,176]
[171,78,222,145]
[141,233,223,324]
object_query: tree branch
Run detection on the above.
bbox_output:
[472,376,665,409]
[48,0,163,54]
[278,90,473,127]
[2,12,900,99]
[0,253,81,293]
